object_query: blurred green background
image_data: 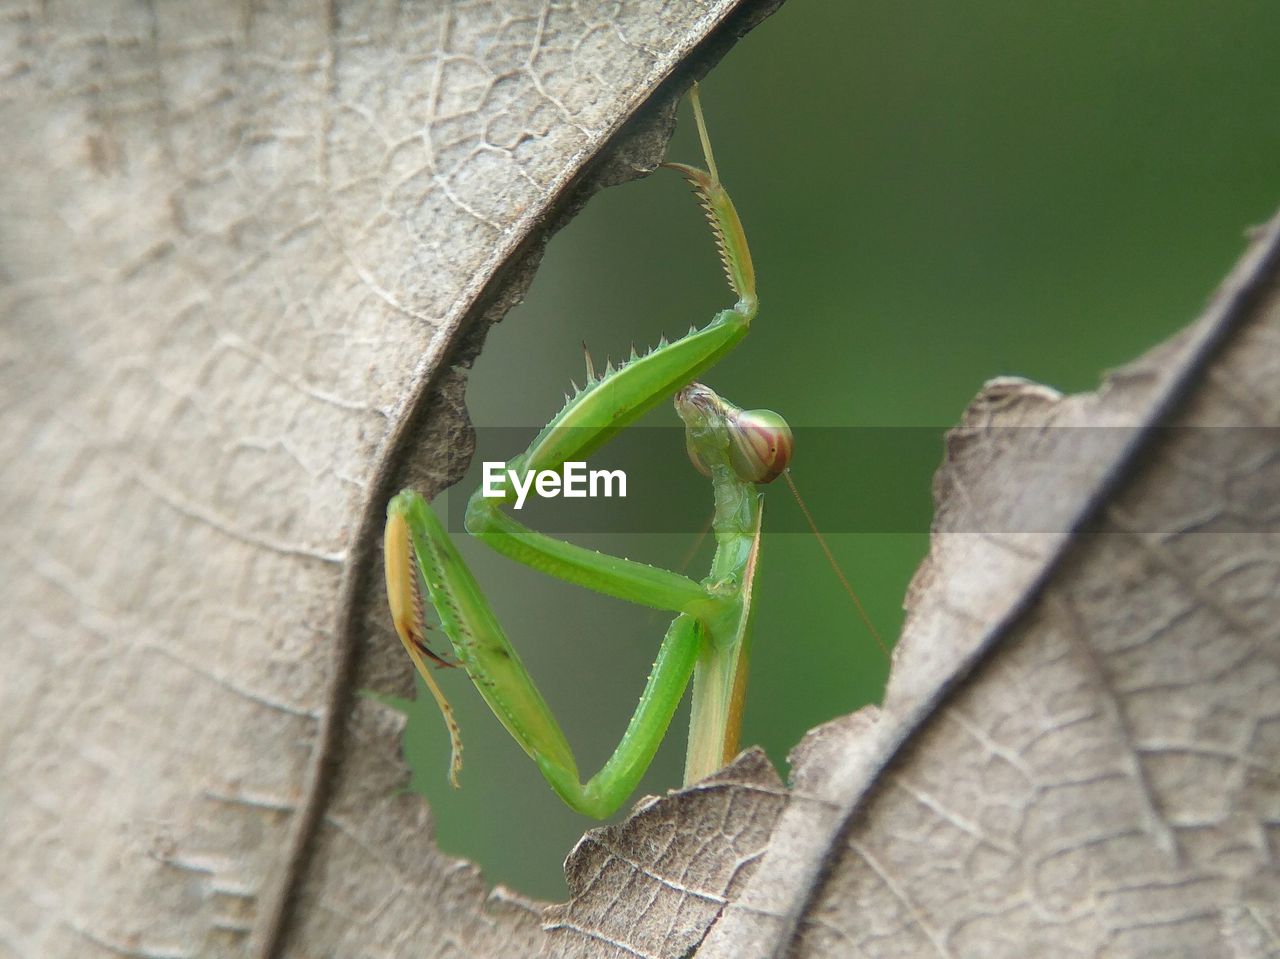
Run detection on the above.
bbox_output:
[395,0,1279,900]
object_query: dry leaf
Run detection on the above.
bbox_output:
[0,3,781,956]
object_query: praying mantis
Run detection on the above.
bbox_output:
[384,84,849,819]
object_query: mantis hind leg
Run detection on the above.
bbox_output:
[386,490,701,819]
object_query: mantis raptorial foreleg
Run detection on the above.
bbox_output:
[385,84,792,819]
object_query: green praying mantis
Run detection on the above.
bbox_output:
[384,84,876,819]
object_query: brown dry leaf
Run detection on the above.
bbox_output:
[0,3,782,957]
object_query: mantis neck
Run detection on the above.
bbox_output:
[684,466,762,784]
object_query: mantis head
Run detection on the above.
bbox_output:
[675,382,794,485]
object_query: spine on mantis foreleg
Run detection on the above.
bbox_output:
[386,490,579,786]
[383,503,465,785]
[491,84,759,489]
[666,81,755,310]
[511,312,750,480]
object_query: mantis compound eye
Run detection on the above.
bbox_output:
[727,408,793,484]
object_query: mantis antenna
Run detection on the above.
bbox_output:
[782,471,890,660]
